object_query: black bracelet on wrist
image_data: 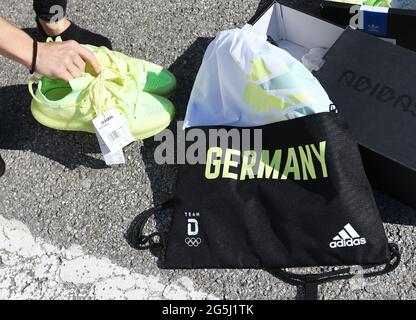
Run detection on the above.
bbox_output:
[30,39,38,74]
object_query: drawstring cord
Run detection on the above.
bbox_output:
[136,207,162,250]
[130,199,175,251]
[269,243,401,300]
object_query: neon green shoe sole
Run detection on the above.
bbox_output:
[31,89,175,140]
[30,99,95,134]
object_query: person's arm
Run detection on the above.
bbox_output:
[0,17,100,82]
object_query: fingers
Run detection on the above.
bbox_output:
[61,70,74,83]
[73,54,86,72]
[36,40,101,82]
[77,46,101,74]
[66,62,83,79]
[61,41,91,81]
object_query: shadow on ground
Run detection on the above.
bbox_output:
[0,84,107,170]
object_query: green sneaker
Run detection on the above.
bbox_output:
[29,47,175,140]
[85,45,176,96]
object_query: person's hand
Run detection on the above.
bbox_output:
[36,40,101,82]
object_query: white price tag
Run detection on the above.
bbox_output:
[96,132,126,166]
[93,109,134,153]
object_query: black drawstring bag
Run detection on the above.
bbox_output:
[133,112,400,300]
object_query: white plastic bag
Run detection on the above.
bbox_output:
[184,25,333,128]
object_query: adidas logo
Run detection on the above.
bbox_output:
[367,24,380,33]
[329,224,367,249]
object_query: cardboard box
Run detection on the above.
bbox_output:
[320,0,416,50]
[249,1,416,208]
[249,2,345,61]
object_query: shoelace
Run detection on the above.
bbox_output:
[29,37,144,117]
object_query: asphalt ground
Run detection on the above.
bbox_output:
[0,0,415,300]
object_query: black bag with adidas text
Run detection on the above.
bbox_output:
[135,112,400,298]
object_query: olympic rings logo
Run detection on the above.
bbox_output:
[185,237,202,247]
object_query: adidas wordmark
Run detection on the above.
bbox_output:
[329,224,367,249]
